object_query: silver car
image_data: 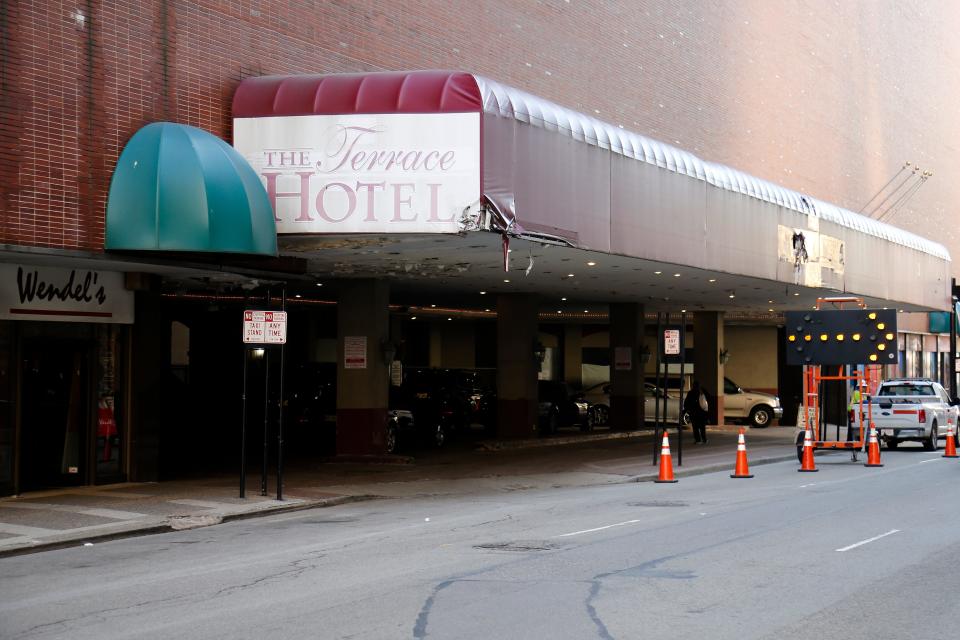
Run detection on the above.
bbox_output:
[582,382,689,427]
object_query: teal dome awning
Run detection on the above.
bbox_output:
[106,122,277,256]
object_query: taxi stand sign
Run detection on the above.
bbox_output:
[243,310,287,344]
[784,309,898,365]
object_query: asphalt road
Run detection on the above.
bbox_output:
[2,446,958,640]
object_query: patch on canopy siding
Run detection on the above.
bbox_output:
[778,225,845,287]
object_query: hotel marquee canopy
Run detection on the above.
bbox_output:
[232,70,950,311]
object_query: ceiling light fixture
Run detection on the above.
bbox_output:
[654,271,662,275]
[567,273,575,277]
[673,273,681,277]
[479,291,487,295]
[561,297,567,301]
[587,261,597,266]
[708,278,717,282]
[503,279,510,283]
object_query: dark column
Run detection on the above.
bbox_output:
[129,291,167,482]
[694,311,725,424]
[336,279,389,455]
[564,324,583,388]
[496,294,539,439]
[609,303,645,430]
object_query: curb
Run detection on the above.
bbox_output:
[630,454,800,482]
[0,494,382,559]
[476,429,655,451]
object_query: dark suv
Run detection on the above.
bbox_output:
[538,380,591,434]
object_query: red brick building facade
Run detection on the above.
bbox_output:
[2,1,958,494]
[4,1,960,266]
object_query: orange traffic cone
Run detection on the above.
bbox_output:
[798,428,818,472]
[654,432,678,483]
[943,421,958,458]
[864,424,883,467]
[730,428,754,478]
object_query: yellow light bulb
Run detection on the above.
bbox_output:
[836,334,844,341]
[852,333,861,341]
[820,334,829,341]
[788,335,797,342]
[878,343,886,351]
[804,334,812,342]
[868,312,877,320]
[885,333,894,341]
[869,354,878,362]
[877,322,885,330]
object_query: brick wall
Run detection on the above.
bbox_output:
[3,1,959,267]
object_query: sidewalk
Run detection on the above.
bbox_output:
[0,425,798,557]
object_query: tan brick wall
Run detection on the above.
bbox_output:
[724,325,778,393]
[3,1,959,268]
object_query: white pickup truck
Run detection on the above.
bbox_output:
[856,378,960,451]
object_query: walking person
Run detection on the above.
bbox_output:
[684,380,710,444]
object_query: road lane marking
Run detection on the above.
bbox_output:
[555,519,642,538]
[799,483,817,488]
[919,458,941,464]
[836,529,900,552]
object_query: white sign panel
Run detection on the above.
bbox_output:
[344,336,367,369]
[663,329,681,356]
[1,264,134,323]
[233,113,481,234]
[243,310,287,344]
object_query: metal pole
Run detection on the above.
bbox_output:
[240,347,248,499]
[277,289,286,501]
[677,312,686,467]
[653,312,663,466]
[261,348,269,496]
[951,278,957,400]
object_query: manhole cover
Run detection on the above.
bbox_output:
[474,540,559,552]
[627,500,688,507]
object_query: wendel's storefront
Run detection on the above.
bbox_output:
[2,122,277,496]
[0,263,134,495]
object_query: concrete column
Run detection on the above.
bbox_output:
[609,303,645,430]
[564,325,583,388]
[693,311,725,424]
[496,294,539,439]
[336,279,389,455]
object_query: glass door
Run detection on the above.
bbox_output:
[19,338,90,490]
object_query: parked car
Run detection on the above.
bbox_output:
[723,377,783,428]
[538,380,591,434]
[582,382,689,427]
[386,370,466,452]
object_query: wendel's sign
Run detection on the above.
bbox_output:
[233,113,480,234]
[1,264,134,323]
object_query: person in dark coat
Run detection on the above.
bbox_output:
[684,379,709,444]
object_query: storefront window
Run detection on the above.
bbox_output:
[0,322,13,492]
[95,325,124,481]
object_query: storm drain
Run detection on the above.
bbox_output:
[627,500,689,508]
[474,540,559,552]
